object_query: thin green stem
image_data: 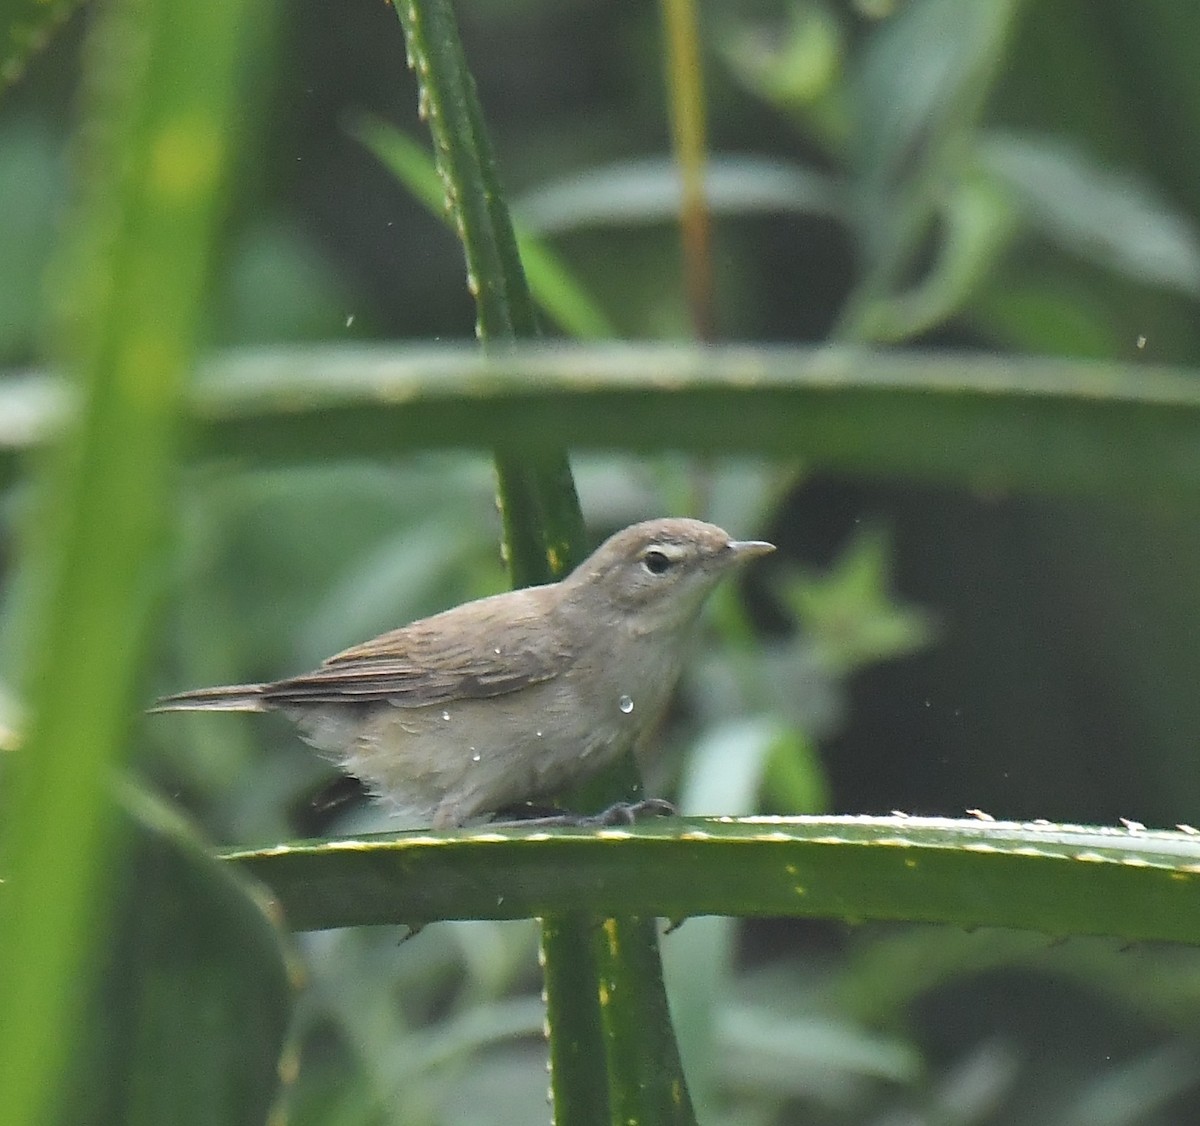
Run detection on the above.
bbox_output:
[660,0,716,341]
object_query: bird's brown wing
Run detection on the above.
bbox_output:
[261,652,562,707]
[260,592,571,708]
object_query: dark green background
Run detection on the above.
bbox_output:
[5,1,1200,1123]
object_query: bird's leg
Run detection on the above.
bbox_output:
[489,797,677,829]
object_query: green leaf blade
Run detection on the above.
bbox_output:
[0,0,271,1120]
[225,816,1200,947]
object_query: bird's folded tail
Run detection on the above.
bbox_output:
[149,683,268,713]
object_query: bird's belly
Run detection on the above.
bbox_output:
[291,676,653,828]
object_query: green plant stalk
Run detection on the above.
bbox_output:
[538,913,613,1124]
[0,0,264,1120]
[660,0,715,342]
[599,915,695,1126]
[389,4,692,1124]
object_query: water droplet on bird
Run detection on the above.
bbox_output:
[441,710,450,721]
[618,695,634,714]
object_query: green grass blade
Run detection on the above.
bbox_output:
[0,0,268,1120]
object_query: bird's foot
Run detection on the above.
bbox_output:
[588,798,677,826]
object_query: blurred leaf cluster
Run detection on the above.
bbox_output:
[5,0,1200,1123]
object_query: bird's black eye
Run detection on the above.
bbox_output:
[642,549,672,575]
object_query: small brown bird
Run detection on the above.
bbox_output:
[153,518,774,829]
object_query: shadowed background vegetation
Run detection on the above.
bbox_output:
[4,0,1200,1123]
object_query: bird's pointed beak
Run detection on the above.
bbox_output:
[727,539,776,563]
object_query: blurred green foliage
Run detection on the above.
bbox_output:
[5,0,1200,1123]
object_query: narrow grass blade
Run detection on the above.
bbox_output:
[0,0,269,1121]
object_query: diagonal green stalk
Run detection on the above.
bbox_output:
[387,4,598,1119]
[390,0,581,581]
[390,4,696,1123]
